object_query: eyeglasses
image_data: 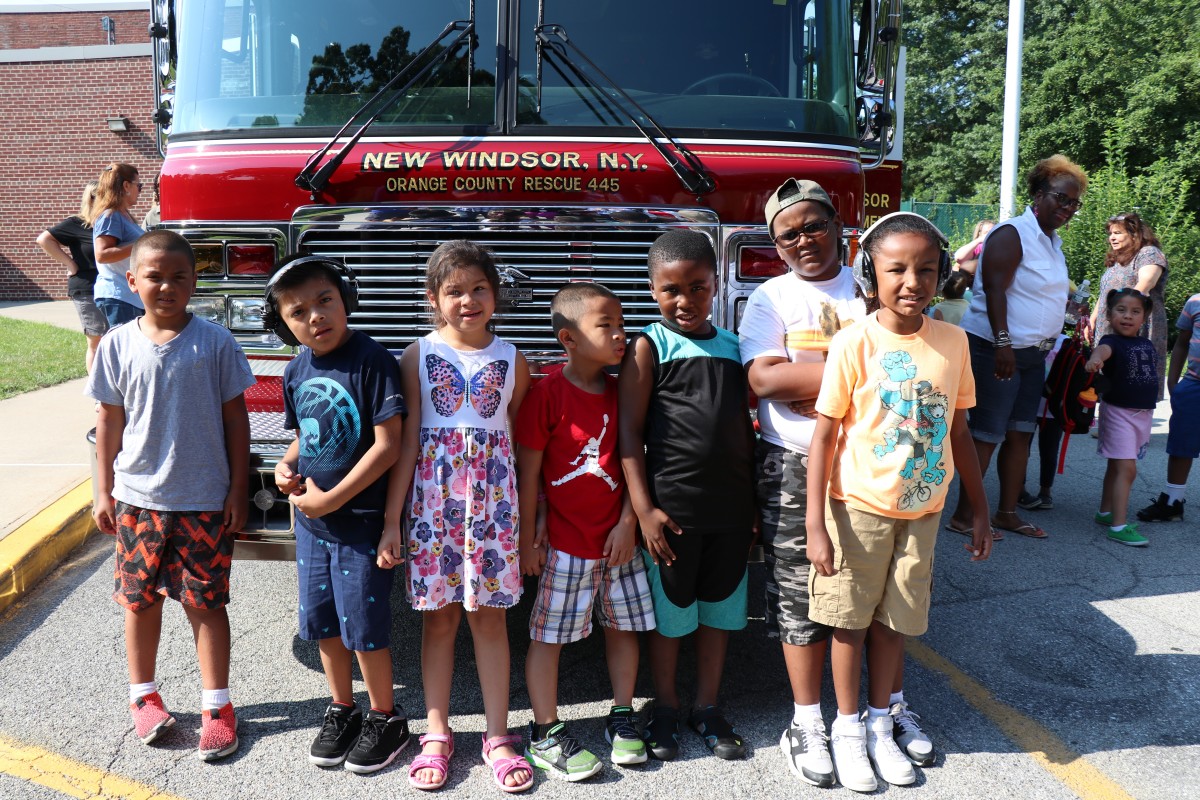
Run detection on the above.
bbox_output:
[1042,190,1082,212]
[772,218,831,248]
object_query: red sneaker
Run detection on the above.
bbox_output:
[130,692,175,744]
[198,702,239,761]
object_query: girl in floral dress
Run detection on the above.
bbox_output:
[380,240,532,792]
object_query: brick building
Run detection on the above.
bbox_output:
[0,1,160,300]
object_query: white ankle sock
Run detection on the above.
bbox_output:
[866,705,889,718]
[834,712,860,730]
[129,681,157,703]
[1110,524,1127,532]
[792,702,822,726]
[202,688,230,711]
[889,691,904,706]
[1165,483,1187,504]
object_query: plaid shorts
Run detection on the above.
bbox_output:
[529,547,655,644]
[113,502,233,611]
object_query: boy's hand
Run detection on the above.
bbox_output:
[966,513,993,561]
[534,501,549,550]
[93,492,117,536]
[290,477,333,518]
[222,490,247,534]
[637,507,681,567]
[274,461,303,495]
[807,523,836,576]
[377,525,405,569]
[519,534,546,577]
[603,513,638,567]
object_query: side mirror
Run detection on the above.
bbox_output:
[855,0,902,169]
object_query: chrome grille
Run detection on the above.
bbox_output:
[293,205,719,356]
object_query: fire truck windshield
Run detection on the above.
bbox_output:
[169,0,853,142]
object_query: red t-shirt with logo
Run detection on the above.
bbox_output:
[514,370,622,559]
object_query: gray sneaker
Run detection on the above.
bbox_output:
[780,718,834,788]
[890,701,935,766]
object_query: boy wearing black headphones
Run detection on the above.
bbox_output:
[804,213,992,791]
[263,256,411,774]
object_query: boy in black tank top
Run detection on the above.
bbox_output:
[618,230,755,762]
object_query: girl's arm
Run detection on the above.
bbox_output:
[949,409,991,561]
[220,393,250,533]
[804,413,840,576]
[379,344,422,568]
[507,350,532,431]
[618,335,680,566]
[1085,344,1113,373]
[36,231,79,275]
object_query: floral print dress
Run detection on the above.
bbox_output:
[406,331,522,611]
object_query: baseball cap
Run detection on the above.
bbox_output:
[765,178,838,236]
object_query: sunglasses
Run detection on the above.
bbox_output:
[1042,190,1083,211]
[773,218,832,248]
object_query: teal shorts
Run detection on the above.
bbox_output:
[641,549,748,638]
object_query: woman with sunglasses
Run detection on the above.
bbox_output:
[1091,212,1168,401]
[87,162,146,327]
[946,154,1087,541]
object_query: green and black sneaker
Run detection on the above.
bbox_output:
[605,706,647,765]
[525,722,603,782]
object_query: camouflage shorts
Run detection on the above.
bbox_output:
[756,439,832,645]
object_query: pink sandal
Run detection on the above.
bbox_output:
[408,732,454,791]
[481,733,533,793]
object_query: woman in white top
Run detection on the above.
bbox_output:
[947,155,1088,540]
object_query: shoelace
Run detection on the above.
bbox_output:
[549,725,584,757]
[609,715,639,740]
[891,704,925,736]
[796,720,829,750]
[316,709,352,744]
[356,714,386,748]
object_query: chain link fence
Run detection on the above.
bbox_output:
[900,200,998,246]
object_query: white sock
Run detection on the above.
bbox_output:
[833,712,860,730]
[866,705,890,718]
[129,681,157,703]
[202,688,230,711]
[1166,483,1187,504]
[1110,524,1126,532]
[792,702,823,726]
[889,691,904,706]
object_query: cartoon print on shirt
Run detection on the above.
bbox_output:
[550,413,619,490]
[871,350,950,510]
[295,377,360,472]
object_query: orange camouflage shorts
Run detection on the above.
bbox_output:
[113,502,233,611]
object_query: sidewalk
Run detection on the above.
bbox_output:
[0,301,97,614]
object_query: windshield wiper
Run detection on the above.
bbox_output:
[296,9,477,195]
[534,22,715,198]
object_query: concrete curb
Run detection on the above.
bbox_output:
[0,480,95,616]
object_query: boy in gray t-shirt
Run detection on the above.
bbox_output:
[86,230,254,761]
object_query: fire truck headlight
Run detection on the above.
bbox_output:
[230,298,266,331]
[188,297,227,325]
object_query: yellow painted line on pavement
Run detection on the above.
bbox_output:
[0,734,186,800]
[0,480,94,616]
[907,639,1135,800]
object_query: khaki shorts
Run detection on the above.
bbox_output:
[807,500,938,636]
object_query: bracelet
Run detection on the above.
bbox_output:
[993,329,1012,348]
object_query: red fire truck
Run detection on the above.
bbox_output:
[148,0,903,557]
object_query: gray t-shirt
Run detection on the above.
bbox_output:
[86,316,256,511]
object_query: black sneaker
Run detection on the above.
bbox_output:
[1137,493,1185,522]
[688,705,746,760]
[604,706,647,765]
[641,705,681,761]
[310,702,363,767]
[344,708,411,774]
[1017,490,1043,510]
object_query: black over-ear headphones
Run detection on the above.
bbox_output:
[262,256,360,346]
[852,212,952,299]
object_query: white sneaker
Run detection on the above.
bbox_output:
[780,718,834,788]
[891,701,935,766]
[865,713,916,786]
[830,719,878,793]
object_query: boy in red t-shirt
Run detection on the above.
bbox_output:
[515,283,654,781]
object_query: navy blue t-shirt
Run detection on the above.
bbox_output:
[283,330,405,542]
[1099,333,1158,410]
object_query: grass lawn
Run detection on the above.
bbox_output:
[0,317,86,400]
